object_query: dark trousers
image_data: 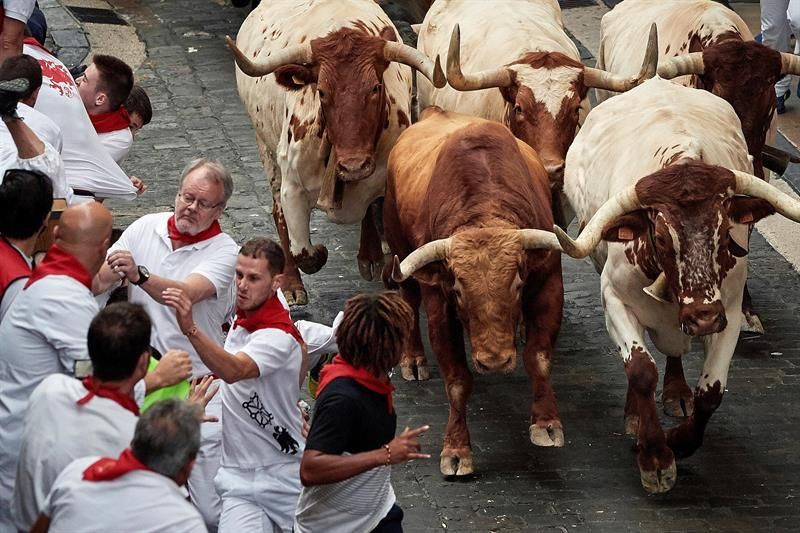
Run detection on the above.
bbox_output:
[371,504,404,533]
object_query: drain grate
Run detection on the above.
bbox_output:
[66,6,129,26]
[559,0,599,9]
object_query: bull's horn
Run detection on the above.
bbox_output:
[391,238,451,282]
[225,35,312,77]
[731,169,800,221]
[553,184,642,258]
[384,41,446,88]
[781,52,800,76]
[518,229,563,251]
[657,52,704,79]
[643,272,670,303]
[584,23,658,92]
[446,24,514,91]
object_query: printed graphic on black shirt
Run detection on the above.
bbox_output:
[273,425,300,454]
[242,392,274,428]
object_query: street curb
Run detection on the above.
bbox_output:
[38,0,90,69]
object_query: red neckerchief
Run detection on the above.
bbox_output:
[24,244,92,291]
[76,376,140,416]
[82,448,151,482]
[316,355,394,413]
[166,216,222,245]
[23,36,51,53]
[89,106,131,134]
[233,293,304,345]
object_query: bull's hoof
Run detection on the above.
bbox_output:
[662,392,694,418]
[624,414,640,437]
[529,422,565,447]
[399,355,429,381]
[294,244,328,275]
[740,312,764,338]
[665,424,702,459]
[639,455,677,494]
[440,447,474,477]
[357,257,385,282]
[283,287,308,306]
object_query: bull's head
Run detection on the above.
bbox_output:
[226,27,445,182]
[391,228,561,373]
[658,40,800,178]
[554,161,800,336]
[446,24,658,186]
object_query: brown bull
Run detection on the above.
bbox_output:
[384,107,564,476]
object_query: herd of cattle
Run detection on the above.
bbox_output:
[225,0,800,493]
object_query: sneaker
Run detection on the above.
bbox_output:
[778,90,791,114]
[755,33,763,43]
[0,78,29,119]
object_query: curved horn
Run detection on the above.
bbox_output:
[643,272,670,303]
[553,184,642,258]
[225,35,312,78]
[518,229,563,251]
[391,238,451,282]
[731,169,800,221]
[781,52,800,76]
[657,52,704,79]
[384,41,446,88]
[584,23,659,92]
[446,24,514,91]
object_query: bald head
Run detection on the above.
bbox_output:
[54,203,113,276]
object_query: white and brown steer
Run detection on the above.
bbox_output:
[227,0,445,304]
[384,108,565,476]
[557,78,800,493]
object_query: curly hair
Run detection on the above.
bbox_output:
[335,291,414,377]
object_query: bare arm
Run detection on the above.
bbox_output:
[162,288,259,384]
[30,513,50,533]
[0,17,25,64]
[299,425,431,486]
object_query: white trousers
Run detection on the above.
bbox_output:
[188,387,223,532]
[762,0,800,94]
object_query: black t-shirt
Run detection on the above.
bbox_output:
[306,377,397,455]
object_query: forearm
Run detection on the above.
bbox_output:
[92,264,123,295]
[300,449,386,486]
[141,274,208,305]
[186,327,249,383]
[0,18,25,63]
[5,118,45,159]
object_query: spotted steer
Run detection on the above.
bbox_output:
[384,107,565,476]
[415,0,656,221]
[556,78,800,493]
[227,0,445,304]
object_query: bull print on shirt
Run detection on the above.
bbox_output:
[273,425,300,454]
[242,392,274,428]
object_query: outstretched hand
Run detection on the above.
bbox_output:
[162,288,195,335]
[188,375,220,423]
[386,425,431,464]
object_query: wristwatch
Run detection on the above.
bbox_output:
[132,265,150,286]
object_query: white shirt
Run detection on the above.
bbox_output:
[0,274,97,521]
[0,121,71,200]
[12,374,137,531]
[2,0,36,22]
[97,127,133,164]
[19,103,63,152]
[220,324,305,468]
[109,212,238,377]
[42,456,208,533]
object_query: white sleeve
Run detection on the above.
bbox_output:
[243,330,298,377]
[38,292,98,374]
[2,0,36,22]
[13,141,70,199]
[0,277,27,322]
[97,130,133,165]
[189,238,238,299]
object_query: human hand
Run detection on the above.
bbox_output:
[188,375,219,422]
[152,350,192,388]
[107,250,139,283]
[162,288,195,335]
[298,400,311,439]
[385,425,431,465]
[130,176,148,196]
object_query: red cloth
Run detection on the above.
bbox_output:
[166,216,222,245]
[316,355,394,413]
[82,448,151,482]
[89,106,131,134]
[76,376,140,416]
[233,293,303,345]
[0,238,32,302]
[24,244,92,291]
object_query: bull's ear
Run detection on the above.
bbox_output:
[274,64,317,90]
[380,26,397,43]
[499,84,518,106]
[729,197,775,225]
[601,210,649,242]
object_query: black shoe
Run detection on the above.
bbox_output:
[0,78,29,119]
[777,90,790,115]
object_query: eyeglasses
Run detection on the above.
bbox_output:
[176,192,223,211]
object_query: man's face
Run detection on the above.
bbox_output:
[75,63,107,113]
[173,170,225,236]
[129,112,144,137]
[235,255,282,311]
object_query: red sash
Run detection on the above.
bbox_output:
[166,216,222,245]
[89,106,131,134]
[76,376,140,416]
[0,238,32,301]
[83,448,151,482]
[24,244,92,290]
[317,355,394,413]
[233,293,303,345]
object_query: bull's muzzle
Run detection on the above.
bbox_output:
[472,350,516,374]
[679,301,727,337]
[335,155,376,182]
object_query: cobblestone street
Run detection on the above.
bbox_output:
[86,0,800,530]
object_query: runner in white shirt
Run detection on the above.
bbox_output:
[97,126,133,163]
[31,400,208,533]
[93,158,238,530]
[163,237,306,533]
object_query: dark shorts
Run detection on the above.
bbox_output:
[371,504,404,533]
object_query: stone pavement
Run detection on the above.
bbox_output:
[60,0,800,530]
